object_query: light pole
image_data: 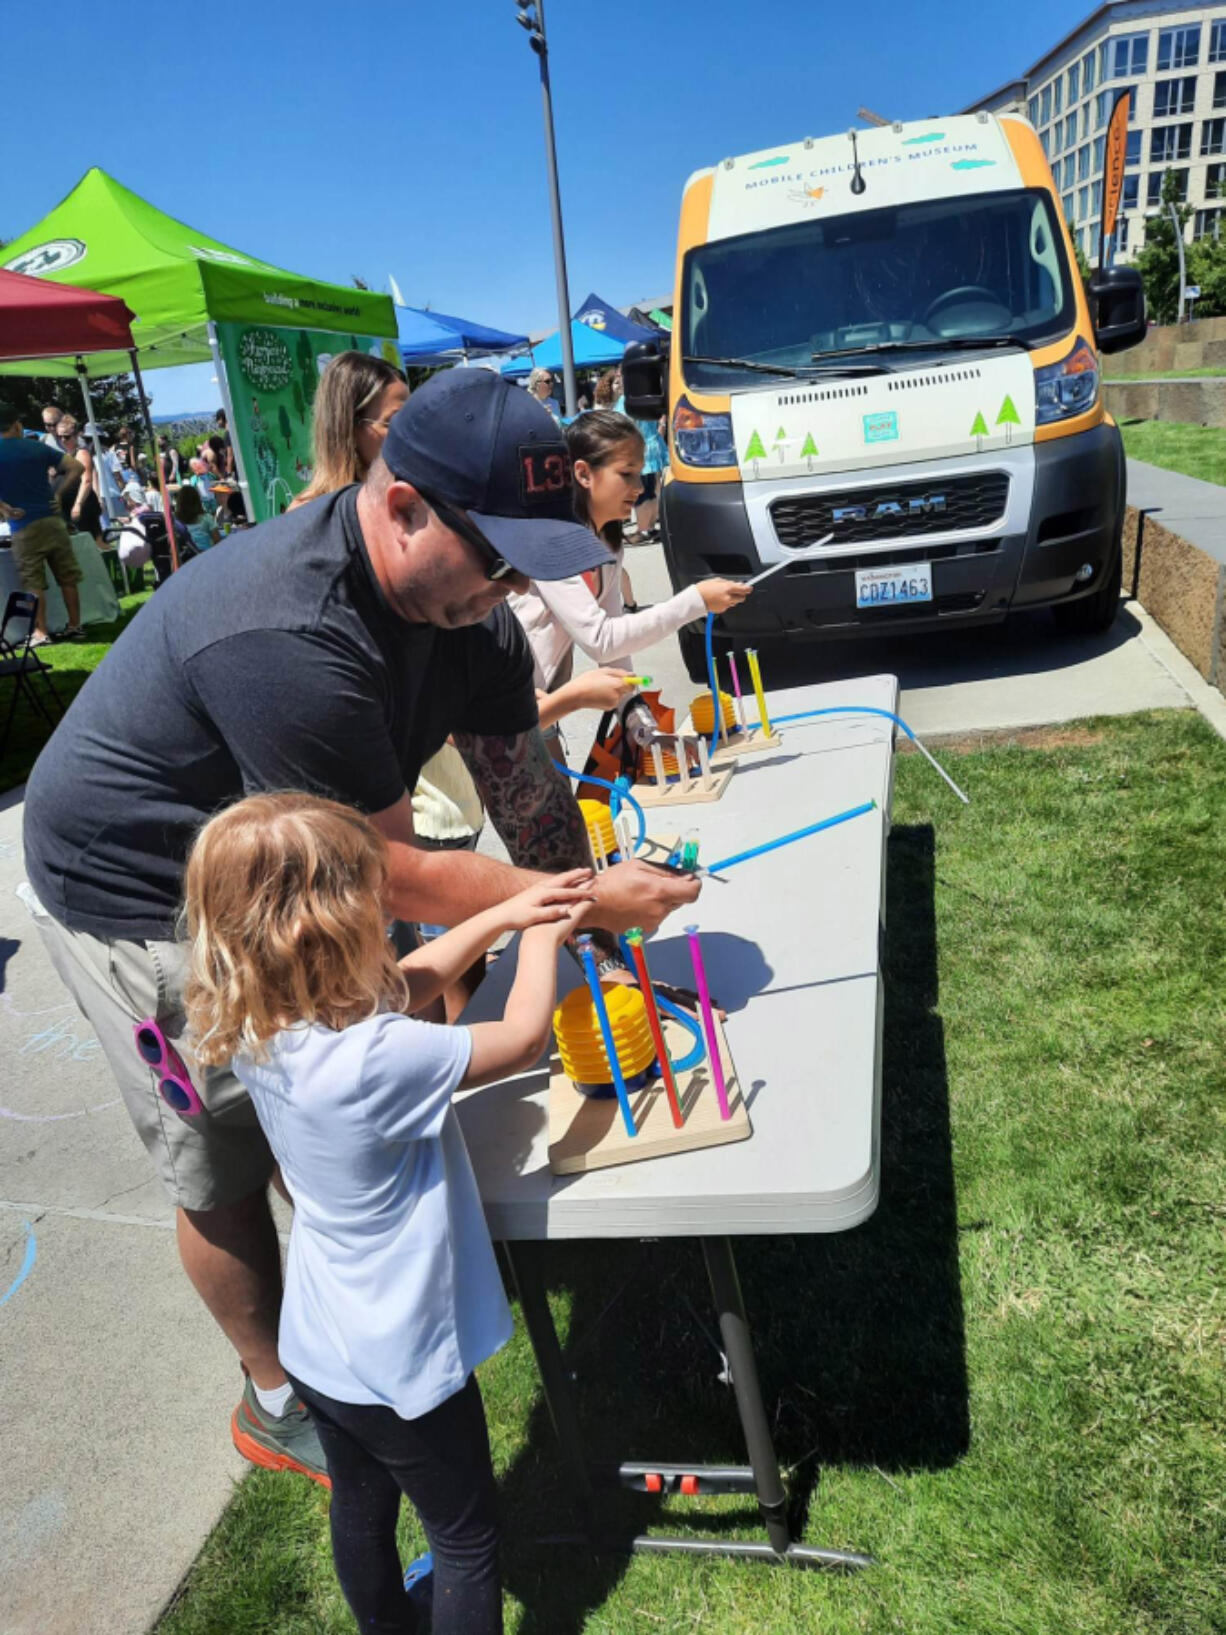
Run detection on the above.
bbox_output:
[515,0,577,416]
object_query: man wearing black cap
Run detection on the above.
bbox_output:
[22,372,699,1484]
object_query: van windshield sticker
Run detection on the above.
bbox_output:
[863,412,899,444]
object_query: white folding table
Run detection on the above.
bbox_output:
[459,672,899,1569]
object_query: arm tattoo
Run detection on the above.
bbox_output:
[454,727,591,873]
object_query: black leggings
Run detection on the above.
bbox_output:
[287,1372,501,1635]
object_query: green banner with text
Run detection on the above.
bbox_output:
[214,320,402,521]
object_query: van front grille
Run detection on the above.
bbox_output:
[771,472,1010,547]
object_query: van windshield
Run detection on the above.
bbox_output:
[682,188,1075,390]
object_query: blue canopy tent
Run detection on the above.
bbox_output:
[572,291,664,347]
[398,306,528,367]
[500,319,624,378]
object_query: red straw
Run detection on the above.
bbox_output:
[626,934,685,1129]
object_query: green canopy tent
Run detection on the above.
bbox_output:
[0,168,398,519]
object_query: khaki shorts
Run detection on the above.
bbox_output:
[26,891,274,1212]
[13,516,84,594]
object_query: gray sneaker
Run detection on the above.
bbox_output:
[231,1375,331,1488]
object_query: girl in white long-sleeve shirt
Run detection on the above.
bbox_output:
[508,411,750,705]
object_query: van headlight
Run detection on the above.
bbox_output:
[1034,338,1099,424]
[672,397,737,467]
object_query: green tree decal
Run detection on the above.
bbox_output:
[744,429,767,469]
[773,425,789,462]
[995,395,1021,445]
[277,404,292,450]
[801,431,819,469]
[969,410,990,450]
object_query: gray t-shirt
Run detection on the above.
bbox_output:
[24,485,536,940]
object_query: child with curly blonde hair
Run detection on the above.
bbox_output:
[184,791,593,1634]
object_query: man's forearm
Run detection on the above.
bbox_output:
[384,842,541,927]
[453,727,590,873]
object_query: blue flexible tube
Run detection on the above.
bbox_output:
[556,763,648,854]
[765,704,969,803]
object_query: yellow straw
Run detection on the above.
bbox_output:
[746,648,772,739]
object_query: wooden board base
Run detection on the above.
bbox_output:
[548,1009,750,1175]
[631,761,734,808]
[683,723,782,762]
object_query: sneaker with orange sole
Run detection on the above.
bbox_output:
[231,1374,331,1488]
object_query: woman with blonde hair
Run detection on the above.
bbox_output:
[290,351,409,510]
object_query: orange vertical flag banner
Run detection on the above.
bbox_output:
[1100,90,1131,266]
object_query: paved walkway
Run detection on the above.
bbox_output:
[0,552,1212,1635]
[1126,457,1226,567]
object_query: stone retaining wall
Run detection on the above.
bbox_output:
[1123,506,1226,685]
[1104,377,1226,426]
[1104,316,1226,377]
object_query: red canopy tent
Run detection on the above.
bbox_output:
[0,268,136,362]
[0,269,177,563]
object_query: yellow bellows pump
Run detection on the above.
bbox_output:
[554,981,656,1088]
[690,690,736,737]
[577,798,619,860]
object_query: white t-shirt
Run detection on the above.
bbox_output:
[234,1011,512,1419]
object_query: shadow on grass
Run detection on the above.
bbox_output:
[495,822,967,1632]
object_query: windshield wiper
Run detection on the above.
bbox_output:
[684,353,885,379]
[813,335,1033,361]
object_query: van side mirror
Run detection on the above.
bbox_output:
[622,337,669,420]
[1089,266,1147,354]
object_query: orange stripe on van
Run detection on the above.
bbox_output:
[668,172,741,482]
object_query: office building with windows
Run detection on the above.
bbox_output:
[963,2,1226,262]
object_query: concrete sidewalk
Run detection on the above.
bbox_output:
[1127,457,1226,568]
[0,556,1210,1635]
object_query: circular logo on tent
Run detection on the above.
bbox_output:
[4,239,87,277]
[578,308,607,330]
[188,245,252,267]
[237,328,293,393]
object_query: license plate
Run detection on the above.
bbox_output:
[854,562,933,609]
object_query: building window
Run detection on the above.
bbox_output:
[1084,225,1096,260]
[1125,129,1141,167]
[1084,49,1096,94]
[1078,185,1089,220]
[1096,90,1112,129]
[1068,63,1080,104]
[1078,144,1091,181]
[1204,119,1226,156]
[1094,136,1106,170]
[1041,129,1052,158]
[1114,216,1129,253]
[1211,19,1226,63]
[1154,76,1196,118]
[1066,155,1077,189]
[1215,71,1226,110]
[1150,124,1192,164]
[1099,41,1109,83]
[1040,85,1051,126]
[1206,160,1226,198]
[1194,207,1225,238]
[1029,95,1040,125]
[1147,172,1164,207]
[1156,25,1199,72]
[1054,78,1063,117]
[1112,32,1148,77]
[1123,174,1139,210]
[1091,181,1103,217]
[1082,105,1090,141]
[1063,191,1075,223]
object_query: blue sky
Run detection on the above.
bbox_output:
[4,0,1080,414]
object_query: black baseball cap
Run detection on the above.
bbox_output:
[380,370,613,580]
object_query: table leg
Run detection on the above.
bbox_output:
[504,1237,874,1571]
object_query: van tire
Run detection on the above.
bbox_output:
[1051,535,1123,636]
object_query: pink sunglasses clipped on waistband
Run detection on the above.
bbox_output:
[134,1018,204,1118]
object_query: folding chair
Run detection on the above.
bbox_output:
[0,590,66,764]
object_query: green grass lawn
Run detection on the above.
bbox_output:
[0,590,151,793]
[1119,420,1226,487]
[158,710,1226,1635]
[1105,366,1226,381]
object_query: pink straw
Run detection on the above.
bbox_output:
[726,654,748,733]
[685,925,731,1121]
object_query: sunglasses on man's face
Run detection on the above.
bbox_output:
[415,486,517,583]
